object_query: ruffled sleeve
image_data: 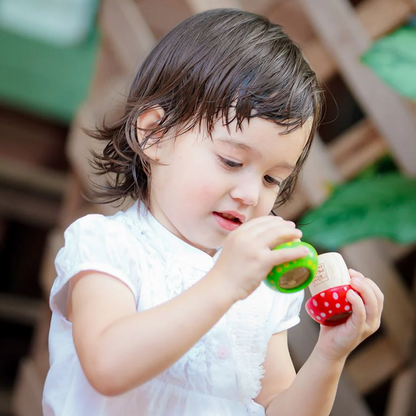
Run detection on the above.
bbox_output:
[50,213,143,318]
[269,290,304,334]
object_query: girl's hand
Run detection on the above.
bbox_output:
[211,215,309,301]
[316,269,384,362]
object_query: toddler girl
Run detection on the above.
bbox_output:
[42,8,383,416]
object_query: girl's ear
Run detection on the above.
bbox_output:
[136,106,165,161]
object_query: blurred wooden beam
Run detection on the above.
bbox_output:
[329,120,388,180]
[0,389,12,416]
[12,359,44,416]
[0,186,61,227]
[0,157,67,198]
[303,0,412,81]
[342,240,416,359]
[346,337,404,394]
[301,134,342,206]
[299,0,416,176]
[0,293,42,325]
[100,0,156,75]
[186,0,242,14]
[385,364,416,416]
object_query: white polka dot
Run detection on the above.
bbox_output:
[336,303,340,308]
[320,293,325,297]
[317,316,321,320]
[329,310,332,314]
[345,305,351,311]
[344,287,348,291]
[321,312,326,317]
[333,292,339,300]
[324,302,329,307]
[309,309,315,315]
[313,299,318,307]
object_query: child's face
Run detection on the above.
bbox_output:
[148,116,311,255]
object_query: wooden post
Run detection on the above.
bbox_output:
[100,0,156,76]
[300,134,342,206]
[385,365,416,416]
[342,240,415,359]
[186,0,242,14]
[301,0,413,82]
[298,0,416,176]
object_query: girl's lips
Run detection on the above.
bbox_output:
[213,212,242,231]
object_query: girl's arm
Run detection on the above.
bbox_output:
[70,268,235,396]
[255,332,345,416]
[256,270,383,416]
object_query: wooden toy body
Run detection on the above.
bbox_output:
[309,252,351,296]
[306,252,353,326]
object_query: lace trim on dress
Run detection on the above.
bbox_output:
[228,287,273,404]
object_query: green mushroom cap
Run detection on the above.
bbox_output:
[265,241,318,293]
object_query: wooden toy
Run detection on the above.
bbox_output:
[265,241,318,293]
[306,252,353,326]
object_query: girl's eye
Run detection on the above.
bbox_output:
[219,157,242,169]
[264,175,281,187]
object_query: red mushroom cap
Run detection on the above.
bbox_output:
[306,285,353,326]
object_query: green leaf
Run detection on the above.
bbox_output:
[361,26,416,101]
[299,173,416,250]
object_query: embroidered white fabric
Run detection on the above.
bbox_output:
[42,202,304,416]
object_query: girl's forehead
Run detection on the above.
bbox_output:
[209,117,311,167]
[212,116,312,145]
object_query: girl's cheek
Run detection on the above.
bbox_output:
[257,195,278,217]
[198,184,219,201]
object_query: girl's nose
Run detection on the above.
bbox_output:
[230,179,260,206]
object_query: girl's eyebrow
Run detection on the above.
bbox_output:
[215,137,257,154]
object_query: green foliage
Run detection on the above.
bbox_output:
[361,26,416,101]
[299,172,416,250]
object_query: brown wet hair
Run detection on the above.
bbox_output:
[89,8,323,210]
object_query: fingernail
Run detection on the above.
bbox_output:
[350,269,363,278]
[352,276,362,285]
[348,289,359,298]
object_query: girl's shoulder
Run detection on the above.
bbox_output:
[55,203,153,282]
[51,203,150,314]
[64,202,148,247]
[56,201,165,278]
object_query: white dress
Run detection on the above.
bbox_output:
[42,202,304,416]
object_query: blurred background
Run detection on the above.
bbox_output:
[0,0,415,415]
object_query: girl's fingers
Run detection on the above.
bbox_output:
[364,278,384,312]
[270,246,310,266]
[249,221,302,249]
[349,270,384,314]
[346,288,366,328]
[237,216,301,246]
[349,277,382,329]
[268,227,303,249]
